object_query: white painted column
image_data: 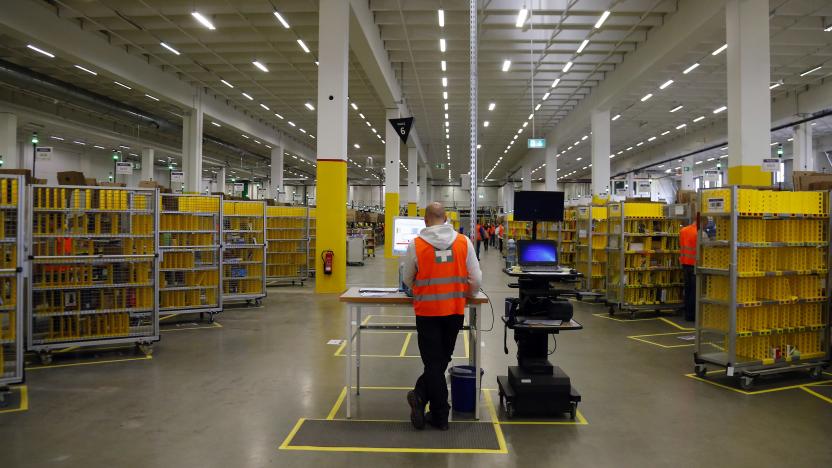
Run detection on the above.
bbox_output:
[0,113,18,168]
[419,167,428,208]
[521,165,532,191]
[725,0,771,185]
[681,156,695,190]
[793,123,814,172]
[384,109,401,257]
[625,172,635,197]
[141,148,154,181]
[407,147,418,205]
[502,183,515,214]
[544,144,558,191]
[217,167,226,195]
[270,145,284,200]
[590,109,611,196]
[181,92,204,193]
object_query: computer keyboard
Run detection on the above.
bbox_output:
[521,265,560,272]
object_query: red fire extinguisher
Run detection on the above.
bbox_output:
[322,250,334,275]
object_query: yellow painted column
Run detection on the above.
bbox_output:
[407,202,416,216]
[316,160,347,293]
[727,166,771,186]
[384,192,399,258]
[384,108,401,259]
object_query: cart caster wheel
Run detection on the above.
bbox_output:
[505,402,515,419]
[629,311,636,320]
[809,366,823,380]
[740,375,754,390]
[208,314,215,324]
[39,351,53,365]
[137,343,153,357]
[569,402,578,420]
[694,365,708,378]
[608,306,615,316]
[255,299,262,306]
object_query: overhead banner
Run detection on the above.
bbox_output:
[389,117,414,144]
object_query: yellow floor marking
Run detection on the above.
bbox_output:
[161,322,222,333]
[278,418,307,450]
[333,340,347,357]
[658,317,695,331]
[0,386,28,414]
[592,313,661,323]
[685,372,832,395]
[483,390,509,453]
[399,333,413,357]
[53,346,80,354]
[360,315,372,326]
[159,313,180,322]
[27,355,152,371]
[627,332,694,349]
[327,387,348,420]
[800,386,832,405]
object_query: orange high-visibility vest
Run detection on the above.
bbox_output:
[412,234,470,317]
[680,224,697,266]
[476,224,483,241]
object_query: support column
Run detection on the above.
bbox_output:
[384,108,401,258]
[544,145,558,191]
[217,167,226,194]
[681,156,695,190]
[181,92,204,193]
[270,145,284,200]
[0,113,18,168]
[502,183,515,215]
[793,123,814,172]
[407,147,418,216]
[419,166,428,209]
[521,166,532,191]
[725,0,771,186]
[141,148,154,181]
[590,109,611,196]
[316,0,349,292]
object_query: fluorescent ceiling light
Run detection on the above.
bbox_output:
[358,113,365,119]
[551,78,560,88]
[27,44,54,58]
[676,123,687,129]
[611,114,621,121]
[73,140,86,145]
[636,141,644,146]
[297,39,310,53]
[683,63,699,74]
[528,113,534,120]
[350,102,358,110]
[50,136,64,141]
[535,103,541,110]
[439,38,446,52]
[305,102,315,111]
[577,39,589,54]
[252,60,269,72]
[442,77,448,87]
[444,103,449,110]
[259,103,270,111]
[275,113,284,119]
[640,93,653,102]
[713,106,727,114]
[288,121,296,127]
[273,11,290,28]
[445,121,450,127]
[441,61,447,71]
[93,145,106,150]
[542,92,550,101]
[74,65,97,75]
[502,60,511,72]
[241,134,249,139]
[516,8,528,28]
[695,160,703,165]
[825,24,832,32]
[211,121,221,127]
[562,61,573,73]
[488,102,496,111]
[443,91,448,100]
[594,11,611,29]
[522,121,528,128]
[191,12,216,30]
[659,79,674,90]
[160,42,180,55]
[693,116,705,122]
[770,142,778,146]
[299,128,307,134]
[581,135,588,141]
[483,121,490,127]
[145,94,159,101]
[711,44,727,55]
[438,9,445,27]
[114,81,132,90]
[221,79,234,88]
[769,82,782,90]
[800,66,822,77]
[669,105,683,113]
[647,136,656,142]
[242,92,253,100]
[444,113,448,119]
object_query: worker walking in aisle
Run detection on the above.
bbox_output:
[475,221,483,259]
[402,202,482,431]
[482,223,490,253]
[496,222,504,254]
[680,211,698,322]
[488,224,496,247]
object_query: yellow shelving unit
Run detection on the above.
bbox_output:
[576,204,608,295]
[222,200,266,304]
[266,205,309,285]
[0,175,23,386]
[27,185,159,361]
[308,207,317,277]
[694,186,830,389]
[559,208,577,268]
[606,202,684,318]
[159,194,222,320]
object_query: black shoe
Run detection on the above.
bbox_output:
[407,391,425,430]
[425,411,449,431]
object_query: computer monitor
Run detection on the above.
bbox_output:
[517,240,558,266]
[513,191,565,222]
[392,216,426,256]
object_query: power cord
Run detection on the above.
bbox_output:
[548,335,558,356]
[479,288,496,332]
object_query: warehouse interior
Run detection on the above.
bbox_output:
[1,0,832,466]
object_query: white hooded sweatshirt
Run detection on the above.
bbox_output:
[401,223,482,295]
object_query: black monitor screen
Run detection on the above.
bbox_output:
[513,191,565,222]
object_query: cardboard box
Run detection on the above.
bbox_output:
[57,171,88,186]
[0,168,33,184]
[793,171,832,191]
[85,178,98,186]
[98,181,126,187]
[676,190,696,205]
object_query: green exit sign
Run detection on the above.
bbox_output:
[527,138,546,149]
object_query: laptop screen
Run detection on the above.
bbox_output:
[517,240,558,266]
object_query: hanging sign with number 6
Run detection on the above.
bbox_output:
[389,117,414,144]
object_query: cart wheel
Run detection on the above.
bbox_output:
[740,375,754,390]
[505,402,515,419]
[208,314,215,324]
[137,343,153,357]
[694,365,708,378]
[255,298,263,306]
[39,351,53,365]
[629,311,636,320]
[608,305,615,316]
[809,366,823,380]
[569,401,578,420]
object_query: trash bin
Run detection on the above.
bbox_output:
[449,365,482,413]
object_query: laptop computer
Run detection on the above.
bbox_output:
[517,240,560,272]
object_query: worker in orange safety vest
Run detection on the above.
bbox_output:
[680,215,698,322]
[401,202,482,431]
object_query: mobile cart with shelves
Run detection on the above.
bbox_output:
[222,200,266,305]
[266,205,309,286]
[0,175,24,388]
[576,205,608,296]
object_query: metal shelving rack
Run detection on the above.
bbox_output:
[558,207,577,268]
[0,175,24,387]
[158,194,222,321]
[222,200,266,305]
[307,207,316,278]
[576,205,608,294]
[27,185,159,362]
[606,201,684,319]
[694,186,830,389]
[266,205,309,286]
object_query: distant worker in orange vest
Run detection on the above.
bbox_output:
[402,202,482,431]
[475,222,485,259]
[679,213,698,322]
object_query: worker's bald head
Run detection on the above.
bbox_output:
[425,202,447,227]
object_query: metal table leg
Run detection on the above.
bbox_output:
[472,305,481,420]
[356,306,361,395]
[346,304,354,419]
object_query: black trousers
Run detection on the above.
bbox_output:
[498,238,503,253]
[414,314,464,423]
[683,265,696,322]
[476,240,482,259]
[483,238,489,251]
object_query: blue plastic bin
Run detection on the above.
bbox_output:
[449,365,482,413]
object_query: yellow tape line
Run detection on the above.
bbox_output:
[685,372,832,395]
[483,390,509,453]
[327,387,348,420]
[0,386,28,414]
[161,322,223,333]
[159,313,180,322]
[27,355,152,371]
[399,333,412,357]
[658,317,695,331]
[800,386,832,405]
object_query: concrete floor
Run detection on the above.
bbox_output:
[2,247,832,467]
